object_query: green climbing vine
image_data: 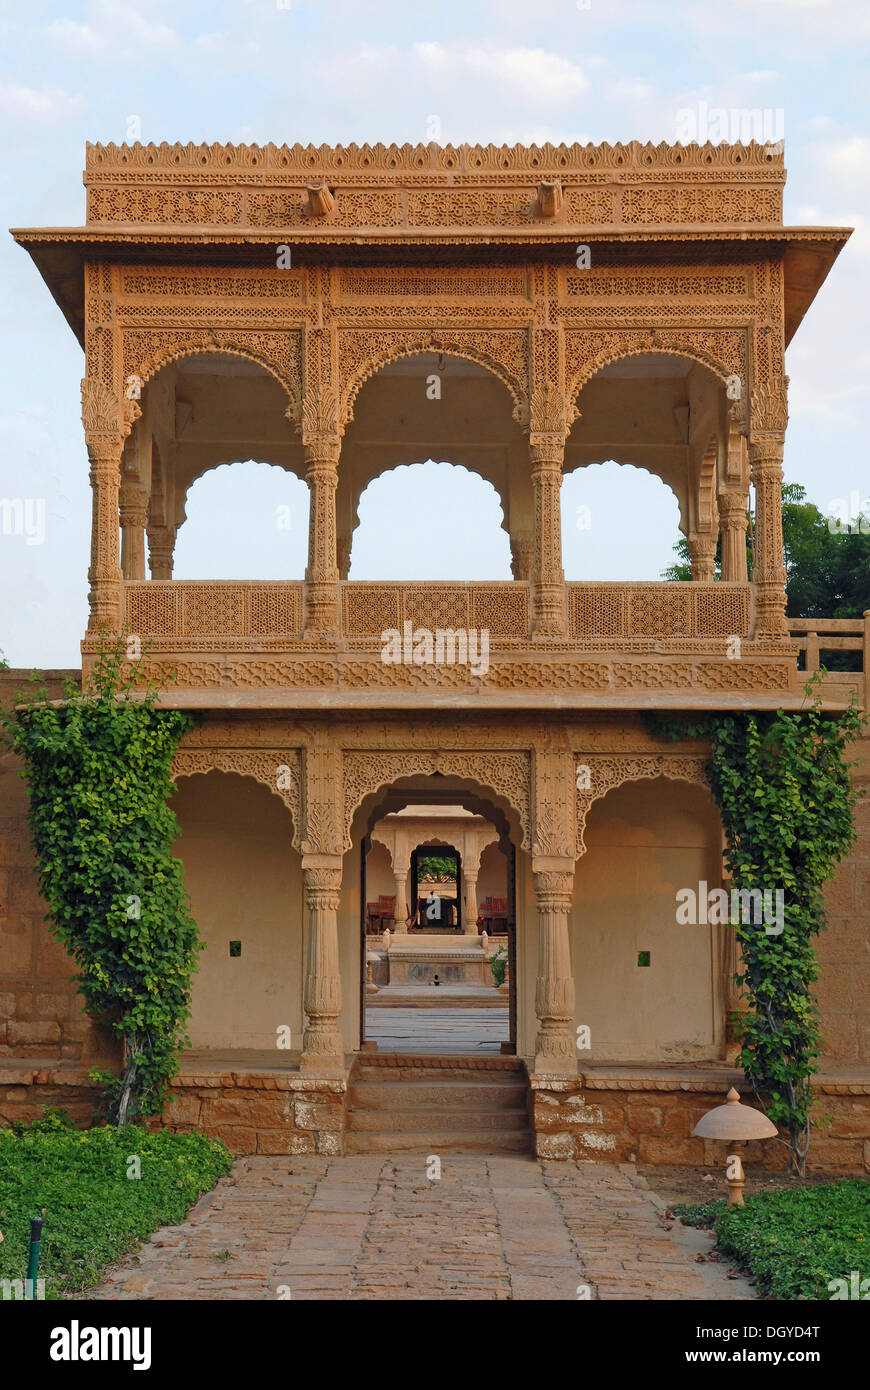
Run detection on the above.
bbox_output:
[0,639,200,1126]
[647,678,865,1175]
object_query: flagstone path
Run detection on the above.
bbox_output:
[90,1156,756,1301]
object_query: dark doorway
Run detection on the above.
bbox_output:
[410,845,461,930]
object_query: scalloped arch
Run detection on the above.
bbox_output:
[176,457,309,526]
[575,755,710,855]
[562,457,686,533]
[350,459,510,545]
[343,751,531,853]
[341,340,526,428]
[128,340,302,420]
[571,343,733,409]
[171,752,302,850]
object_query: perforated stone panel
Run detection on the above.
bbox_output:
[569,583,750,640]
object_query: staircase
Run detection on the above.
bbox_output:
[346,1054,531,1154]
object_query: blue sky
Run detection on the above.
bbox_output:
[1,0,868,665]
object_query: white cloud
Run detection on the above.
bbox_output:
[0,83,84,123]
[414,42,587,105]
[48,1,177,58]
[739,70,779,84]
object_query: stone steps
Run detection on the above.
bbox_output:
[350,1079,527,1109]
[346,1129,532,1154]
[346,1055,531,1155]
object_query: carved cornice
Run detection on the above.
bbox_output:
[86,140,786,175]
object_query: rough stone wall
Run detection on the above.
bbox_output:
[0,671,94,1062]
[151,1072,346,1156]
[530,1077,870,1174]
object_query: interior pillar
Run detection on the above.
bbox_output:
[392,862,410,928]
[303,438,341,637]
[530,440,567,637]
[532,860,576,1074]
[688,530,717,582]
[718,491,749,582]
[147,523,177,580]
[463,871,479,935]
[300,855,344,1073]
[120,474,148,581]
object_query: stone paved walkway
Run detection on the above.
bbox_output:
[365,1004,509,1053]
[91,1156,756,1301]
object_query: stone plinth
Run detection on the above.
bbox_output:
[385,933,494,986]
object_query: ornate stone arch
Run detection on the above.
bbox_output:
[349,457,510,551]
[171,748,302,849]
[563,455,688,533]
[342,749,531,853]
[338,330,529,428]
[566,330,748,418]
[176,455,308,528]
[121,329,303,421]
[574,753,711,855]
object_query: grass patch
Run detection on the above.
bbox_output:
[673,1180,870,1299]
[0,1111,232,1298]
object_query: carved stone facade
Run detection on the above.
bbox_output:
[8,141,867,1165]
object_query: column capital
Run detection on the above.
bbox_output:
[303,440,342,471]
[748,435,785,469]
[718,490,748,525]
[688,530,717,582]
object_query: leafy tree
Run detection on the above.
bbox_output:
[417,854,457,880]
[662,483,870,627]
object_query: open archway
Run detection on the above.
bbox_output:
[352,777,519,1058]
[565,351,732,584]
[173,460,309,580]
[561,460,683,581]
[350,461,511,580]
[338,350,530,581]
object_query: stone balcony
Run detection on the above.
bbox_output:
[80,577,869,712]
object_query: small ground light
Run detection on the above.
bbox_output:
[692,1087,778,1206]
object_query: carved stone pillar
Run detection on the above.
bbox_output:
[300,856,344,1073]
[749,434,788,637]
[147,524,177,580]
[120,475,148,581]
[530,441,567,638]
[510,533,533,582]
[718,491,749,583]
[85,440,123,633]
[463,872,479,935]
[392,866,409,928]
[303,439,340,637]
[688,531,717,582]
[533,865,575,1074]
[82,381,132,636]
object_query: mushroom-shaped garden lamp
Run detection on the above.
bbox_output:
[692,1087,778,1206]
